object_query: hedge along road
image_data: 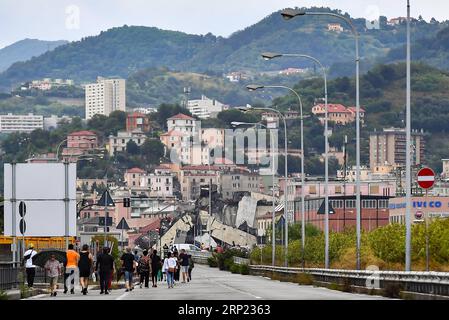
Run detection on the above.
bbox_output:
[27,264,388,300]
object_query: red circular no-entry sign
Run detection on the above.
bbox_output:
[417,167,435,189]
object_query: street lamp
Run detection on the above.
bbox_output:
[280,7,362,270]
[232,121,277,266]
[261,52,328,269]
[238,103,289,267]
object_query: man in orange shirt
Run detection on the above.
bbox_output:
[64,244,80,294]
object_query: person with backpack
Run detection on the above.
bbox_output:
[23,244,38,288]
[138,250,151,288]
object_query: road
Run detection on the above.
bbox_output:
[27,264,387,300]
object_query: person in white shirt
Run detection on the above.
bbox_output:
[163,252,177,289]
[23,244,38,288]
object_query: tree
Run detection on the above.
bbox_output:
[140,139,165,164]
[126,140,140,155]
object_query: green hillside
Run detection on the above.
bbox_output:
[272,62,449,172]
[0,7,447,91]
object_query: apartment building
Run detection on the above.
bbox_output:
[369,128,425,170]
[221,171,264,200]
[141,166,175,198]
[85,77,126,120]
[312,104,365,125]
[0,113,43,133]
[108,130,147,156]
[187,95,225,119]
[126,112,150,132]
[180,165,221,201]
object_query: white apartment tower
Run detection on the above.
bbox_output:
[85,77,126,120]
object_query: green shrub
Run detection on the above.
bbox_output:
[207,256,218,268]
[240,264,250,275]
[230,264,240,274]
[0,290,8,300]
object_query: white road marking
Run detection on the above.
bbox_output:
[210,278,262,299]
[116,291,130,300]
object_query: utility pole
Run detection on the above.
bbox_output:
[405,0,412,272]
[343,135,348,229]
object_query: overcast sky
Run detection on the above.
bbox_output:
[1,0,448,49]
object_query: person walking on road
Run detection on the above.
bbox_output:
[163,252,177,289]
[44,254,61,296]
[138,250,151,288]
[64,244,80,294]
[150,250,161,288]
[173,250,180,283]
[78,244,93,295]
[121,247,137,292]
[179,249,190,283]
[96,247,115,295]
[23,244,38,288]
[188,253,194,282]
[163,244,169,260]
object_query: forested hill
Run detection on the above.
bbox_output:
[0,7,447,91]
[272,62,449,172]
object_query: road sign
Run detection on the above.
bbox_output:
[417,167,435,189]
[19,219,26,235]
[317,200,335,215]
[415,211,424,220]
[98,217,113,226]
[116,217,130,230]
[19,202,26,217]
[97,190,115,207]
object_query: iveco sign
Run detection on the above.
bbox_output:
[390,201,444,209]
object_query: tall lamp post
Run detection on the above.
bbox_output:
[238,102,289,267]
[262,52,328,268]
[231,121,277,266]
[405,0,412,271]
[246,84,306,268]
[280,8,362,270]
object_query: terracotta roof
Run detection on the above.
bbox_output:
[167,113,195,121]
[139,218,162,234]
[68,130,97,137]
[347,107,366,113]
[314,104,350,113]
[155,164,171,170]
[182,165,221,171]
[126,167,146,174]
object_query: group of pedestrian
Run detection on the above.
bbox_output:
[22,242,195,296]
[162,248,194,289]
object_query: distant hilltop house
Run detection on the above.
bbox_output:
[312,104,365,125]
[21,78,74,91]
[387,17,418,26]
[279,68,306,76]
[328,23,344,32]
[225,71,250,83]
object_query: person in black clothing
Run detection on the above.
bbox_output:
[78,244,93,295]
[173,251,180,282]
[188,254,194,281]
[150,250,161,288]
[95,247,115,295]
[163,244,169,260]
[121,247,136,292]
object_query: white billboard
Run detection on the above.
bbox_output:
[3,163,77,237]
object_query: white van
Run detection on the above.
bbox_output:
[172,243,201,252]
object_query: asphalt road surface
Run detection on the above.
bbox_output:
[27,264,387,300]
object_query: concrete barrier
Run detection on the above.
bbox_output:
[250,265,449,299]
